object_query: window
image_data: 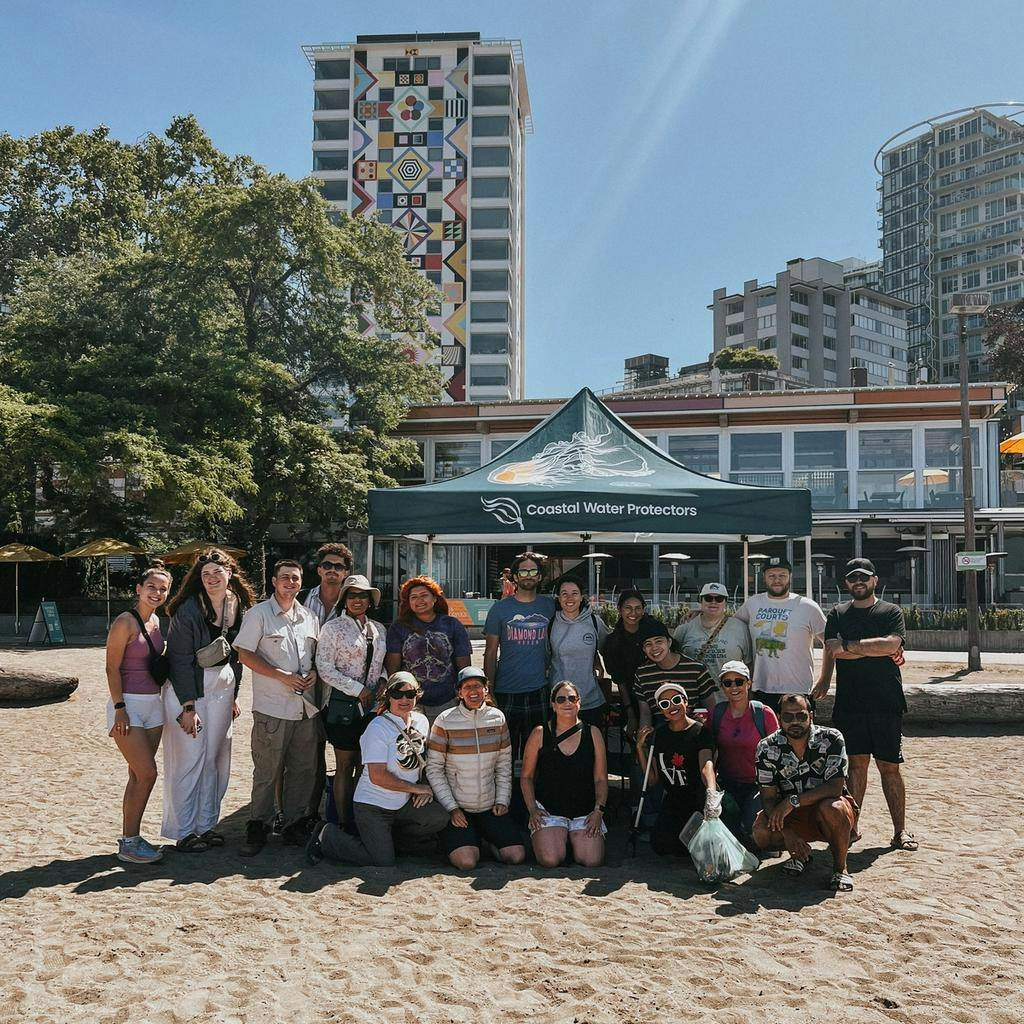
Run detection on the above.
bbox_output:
[730,433,783,486]
[473,85,511,106]
[756,292,777,307]
[727,300,744,315]
[472,146,510,167]
[397,441,425,484]
[823,314,836,329]
[470,365,509,388]
[922,427,982,507]
[988,264,1007,285]
[668,435,719,476]
[472,269,509,291]
[858,430,912,508]
[472,116,510,137]
[470,332,509,354]
[490,439,516,459]
[313,152,348,171]
[315,60,350,79]
[792,312,809,327]
[726,322,744,336]
[473,177,510,198]
[319,180,348,202]
[793,430,848,509]
[963,270,980,289]
[473,238,509,260]
[823,357,837,372]
[433,441,481,480]
[758,314,775,330]
[315,90,349,111]
[823,335,836,350]
[472,208,509,230]
[791,290,809,306]
[823,293,837,307]
[470,301,509,323]
[314,119,349,140]
[792,356,806,369]
[757,336,775,351]
[960,205,980,227]
[985,198,1005,221]
[474,54,511,75]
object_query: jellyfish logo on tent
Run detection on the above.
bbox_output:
[481,497,525,531]
[488,430,655,487]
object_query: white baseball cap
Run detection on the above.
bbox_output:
[718,660,751,680]
[699,582,729,599]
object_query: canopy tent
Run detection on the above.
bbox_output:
[369,388,813,597]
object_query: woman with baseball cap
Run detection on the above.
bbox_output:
[673,582,751,683]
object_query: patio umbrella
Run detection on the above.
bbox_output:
[0,543,59,636]
[62,538,147,629]
[999,432,1024,454]
[896,468,950,487]
[158,541,247,565]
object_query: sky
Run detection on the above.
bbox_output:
[4,0,1024,398]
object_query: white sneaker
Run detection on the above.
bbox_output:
[118,836,164,864]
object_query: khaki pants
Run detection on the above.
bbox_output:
[250,711,320,827]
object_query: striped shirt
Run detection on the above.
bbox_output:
[634,655,716,716]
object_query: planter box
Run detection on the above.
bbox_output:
[906,629,1024,653]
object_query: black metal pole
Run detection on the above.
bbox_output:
[958,313,981,671]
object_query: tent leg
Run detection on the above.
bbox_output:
[426,537,434,578]
[743,538,749,602]
[804,535,813,600]
[651,543,660,607]
[366,535,375,581]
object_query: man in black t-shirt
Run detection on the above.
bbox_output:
[813,557,917,852]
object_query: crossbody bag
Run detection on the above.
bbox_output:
[129,609,170,686]
[324,623,375,729]
[195,597,232,668]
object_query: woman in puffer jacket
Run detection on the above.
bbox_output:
[426,667,527,870]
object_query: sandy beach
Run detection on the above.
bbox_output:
[1,645,1022,1024]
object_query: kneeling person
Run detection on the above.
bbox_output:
[752,693,857,892]
[426,667,526,870]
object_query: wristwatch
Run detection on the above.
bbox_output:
[788,794,800,808]
[113,701,126,710]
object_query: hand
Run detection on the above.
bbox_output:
[281,672,309,691]
[767,800,794,833]
[359,687,374,709]
[179,708,201,737]
[583,809,604,838]
[411,793,432,809]
[703,790,722,820]
[232,700,241,720]
[785,834,812,861]
[492,803,508,817]
[411,783,434,800]
[635,725,653,749]
[624,712,638,741]
[113,707,130,736]
[811,679,830,701]
[824,638,844,657]
[527,807,546,834]
[450,808,468,828]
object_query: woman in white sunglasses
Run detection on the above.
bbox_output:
[635,682,720,858]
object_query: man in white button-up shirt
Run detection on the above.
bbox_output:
[234,559,320,855]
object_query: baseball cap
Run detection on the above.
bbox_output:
[718,660,751,680]
[762,556,792,573]
[636,617,671,645]
[844,557,876,579]
[654,682,689,702]
[699,582,729,599]
[456,666,488,685]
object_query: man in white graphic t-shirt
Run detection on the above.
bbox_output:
[734,556,826,713]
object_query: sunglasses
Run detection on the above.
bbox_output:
[320,561,348,571]
[391,689,419,700]
[721,677,747,687]
[345,592,370,601]
[702,595,726,603]
[198,553,226,565]
[656,693,687,710]
[781,711,810,723]
[516,568,540,578]
[553,693,580,704]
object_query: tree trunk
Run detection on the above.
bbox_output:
[0,669,79,703]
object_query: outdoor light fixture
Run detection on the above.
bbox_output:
[659,552,691,607]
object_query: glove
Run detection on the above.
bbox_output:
[703,788,723,820]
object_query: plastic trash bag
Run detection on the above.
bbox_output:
[683,817,760,883]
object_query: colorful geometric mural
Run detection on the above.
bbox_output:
[348,45,473,402]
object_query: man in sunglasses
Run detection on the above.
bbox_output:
[674,582,751,686]
[483,551,556,760]
[813,557,917,852]
[752,693,857,892]
[302,543,354,627]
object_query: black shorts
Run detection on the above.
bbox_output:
[324,709,373,752]
[439,809,525,855]
[832,711,904,763]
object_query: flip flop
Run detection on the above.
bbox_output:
[175,833,210,853]
[783,855,811,876]
[200,830,225,847]
[830,870,854,892]
[892,831,919,851]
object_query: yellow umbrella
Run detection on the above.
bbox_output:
[63,538,147,629]
[897,468,950,487]
[999,432,1024,454]
[0,543,59,635]
[158,541,247,565]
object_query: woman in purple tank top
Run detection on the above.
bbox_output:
[105,561,172,864]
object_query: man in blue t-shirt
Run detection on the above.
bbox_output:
[484,551,556,759]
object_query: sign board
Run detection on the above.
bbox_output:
[955,551,987,571]
[28,600,66,644]
[950,292,992,314]
[447,598,496,627]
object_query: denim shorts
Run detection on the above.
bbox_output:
[531,802,608,836]
[107,692,164,732]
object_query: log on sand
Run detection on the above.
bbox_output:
[0,669,79,703]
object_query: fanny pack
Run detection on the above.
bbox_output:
[130,609,170,686]
[196,598,232,668]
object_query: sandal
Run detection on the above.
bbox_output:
[892,831,919,851]
[830,870,854,892]
[200,830,225,847]
[175,833,210,853]
[783,855,811,876]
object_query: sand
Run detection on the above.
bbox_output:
[1,645,1022,1024]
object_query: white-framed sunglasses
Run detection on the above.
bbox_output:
[656,693,687,710]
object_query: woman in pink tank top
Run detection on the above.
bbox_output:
[105,562,172,864]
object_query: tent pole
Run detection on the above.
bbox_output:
[804,535,813,599]
[105,559,111,630]
[587,543,595,601]
[14,563,20,635]
[651,543,660,607]
[426,536,434,578]
[742,538,749,602]
[366,534,375,580]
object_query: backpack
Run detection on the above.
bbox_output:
[712,699,768,739]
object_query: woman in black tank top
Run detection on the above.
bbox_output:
[520,680,609,869]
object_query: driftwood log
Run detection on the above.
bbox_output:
[0,669,79,703]
[815,684,1024,724]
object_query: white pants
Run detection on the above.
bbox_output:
[161,664,235,840]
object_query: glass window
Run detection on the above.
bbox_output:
[793,431,849,509]
[472,116,510,137]
[472,207,509,230]
[667,435,719,476]
[730,433,783,485]
[472,238,509,260]
[474,85,511,106]
[397,441,425,484]
[433,441,481,480]
[727,300,744,315]
[314,119,349,141]
[315,90,349,111]
[922,427,982,507]
[473,269,509,291]
[470,365,509,387]
[313,152,348,171]
[319,180,348,202]
[472,146,510,167]
[471,301,509,323]
[726,322,744,336]
[858,429,912,508]
[490,439,516,459]
[471,332,509,354]
[756,293,776,307]
[474,54,511,75]
[473,177,510,198]
[315,60,350,80]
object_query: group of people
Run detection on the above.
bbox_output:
[105,544,916,892]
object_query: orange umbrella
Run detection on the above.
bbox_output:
[999,432,1024,454]
[63,538,147,628]
[0,543,59,635]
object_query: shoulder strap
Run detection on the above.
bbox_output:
[750,700,767,738]
[129,609,159,658]
[554,722,584,746]
[696,616,728,663]
[712,700,727,735]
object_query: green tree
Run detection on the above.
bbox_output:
[711,347,780,372]
[985,300,1024,387]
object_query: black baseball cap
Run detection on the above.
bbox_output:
[845,557,876,579]
[762,556,792,573]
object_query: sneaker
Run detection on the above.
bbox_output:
[118,836,163,864]
[280,816,317,846]
[240,820,268,857]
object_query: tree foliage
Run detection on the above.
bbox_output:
[0,116,442,547]
[984,300,1024,388]
[711,347,780,372]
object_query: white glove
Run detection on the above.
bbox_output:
[703,788,723,820]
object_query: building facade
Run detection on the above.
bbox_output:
[711,257,910,388]
[877,105,1024,383]
[304,32,531,402]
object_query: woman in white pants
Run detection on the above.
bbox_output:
[163,549,256,851]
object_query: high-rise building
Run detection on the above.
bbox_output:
[623,353,670,390]
[303,32,531,402]
[876,105,1024,382]
[710,257,910,388]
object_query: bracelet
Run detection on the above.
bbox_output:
[113,701,126,710]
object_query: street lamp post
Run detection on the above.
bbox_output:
[896,546,929,607]
[659,553,691,607]
[951,291,991,671]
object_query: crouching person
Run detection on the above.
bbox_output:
[426,667,526,870]
[752,693,858,892]
[307,672,447,867]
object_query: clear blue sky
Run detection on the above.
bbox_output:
[4,0,1023,397]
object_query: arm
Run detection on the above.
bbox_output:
[813,644,836,699]
[383,652,402,676]
[699,748,718,792]
[765,777,845,832]
[483,633,499,684]
[424,723,460,813]
[634,726,657,788]
[519,726,545,832]
[366,762,432,796]
[165,606,200,705]
[104,617,133,735]
[847,635,903,657]
[493,720,513,811]
[584,727,609,838]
